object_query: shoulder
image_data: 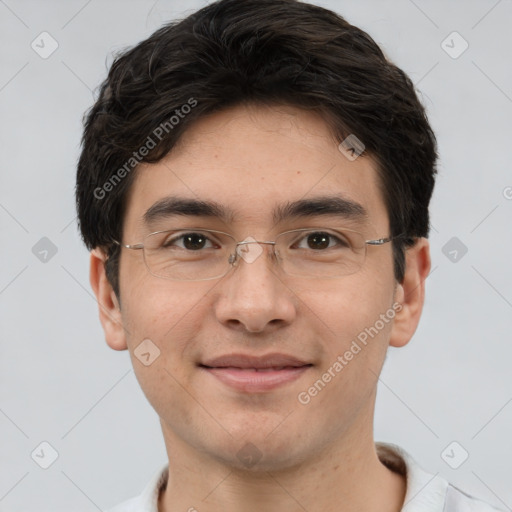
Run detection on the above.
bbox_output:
[445,484,507,512]
[104,464,169,512]
[376,442,506,512]
[105,496,140,512]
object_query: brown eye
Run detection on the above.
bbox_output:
[306,232,331,250]
[162,232,214,250]
[181,233,208,250]
[295,231,350,250]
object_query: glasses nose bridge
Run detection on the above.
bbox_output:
[237,239,276,248]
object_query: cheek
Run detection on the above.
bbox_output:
[294,280,395,426]
[293,274,394,389]
[120,279,209,380]
[294,271,393,339]
[120,257,210,343]
[120,282,211,424]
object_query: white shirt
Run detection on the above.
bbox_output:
[106,442,505,512]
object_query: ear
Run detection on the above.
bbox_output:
[389,238,431,348]
[89,248,128,351]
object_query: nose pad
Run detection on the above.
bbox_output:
[229,238,277,268]
[236,237,265,264]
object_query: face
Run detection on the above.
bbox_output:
[102,104,411,471]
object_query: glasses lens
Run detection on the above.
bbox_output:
[143,229,234,281]
[275,228,366,278]
[140,227,367,280]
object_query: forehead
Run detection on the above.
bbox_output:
[123,104,388,236]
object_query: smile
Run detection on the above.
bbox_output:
[198,353,313,392]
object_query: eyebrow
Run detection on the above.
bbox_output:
[142,195,368,228]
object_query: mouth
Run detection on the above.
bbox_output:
[198,353,313,393]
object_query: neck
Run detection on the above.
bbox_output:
[157,411,406,512]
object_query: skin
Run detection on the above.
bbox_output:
[90,104,431,512]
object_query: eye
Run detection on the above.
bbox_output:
[294,231,350,250]
[162,232,217,251]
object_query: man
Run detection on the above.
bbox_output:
[75,0,503,510]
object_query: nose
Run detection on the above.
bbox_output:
[213,241,297,333]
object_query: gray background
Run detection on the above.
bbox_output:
[1,0,511,510]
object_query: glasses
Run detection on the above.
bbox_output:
[113,227,396,281]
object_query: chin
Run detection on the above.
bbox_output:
[208,430,310,473]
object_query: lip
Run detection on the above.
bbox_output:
[199,353,313,393]
[201,352,310,369]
